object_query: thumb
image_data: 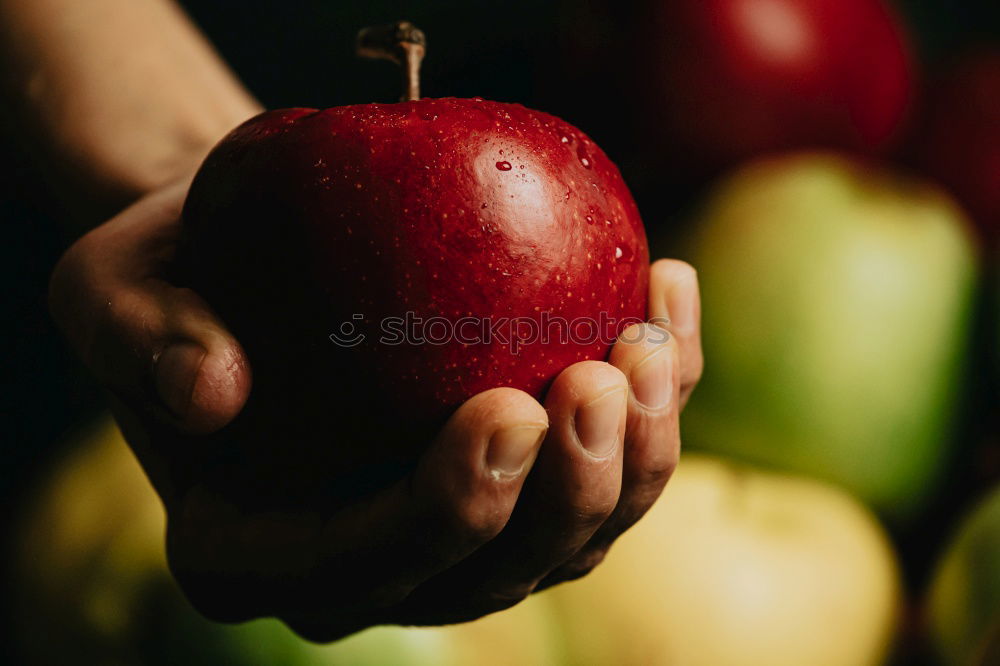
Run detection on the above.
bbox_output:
[148,286,251,433]
[49,184,251,433]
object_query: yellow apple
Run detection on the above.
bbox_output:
[927,483,1000,665]
[546,453,902,666]
[11,417,168,662]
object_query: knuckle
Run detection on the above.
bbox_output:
[687,350,705,385]
[641,447,679,488]
[447,500,508,544]
[641,460,678,489]
[690,351,705,385]
[471,582,535,615]
[559,548,608,582]
[532,482,617,532]
[570,498,617,531]
[364,582,413,611]
[167,286,211,314]
[284,617,362,645]
[86,290,152,372]
[284,619,340,644]
[95,290,138,335]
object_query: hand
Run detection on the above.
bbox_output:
[49,181,703,641]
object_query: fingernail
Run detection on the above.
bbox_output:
[154,342,207,417]
[632,347,673,410]
[575,388,626,457]
[666,271,699,334]
[487,424,547,478]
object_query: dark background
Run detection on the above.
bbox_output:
[1,1,998,663]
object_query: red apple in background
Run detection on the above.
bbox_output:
[642,0,914,177]
[178,23,648,499]
[910,48,1000,241]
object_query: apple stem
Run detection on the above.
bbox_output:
[356,21,426,102]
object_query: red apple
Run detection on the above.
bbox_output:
[911,48,1000,240]
[179,94,647,492]
[639,0,914,176]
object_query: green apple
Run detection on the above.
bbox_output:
[675,152,978,522]
[547,453,902,666]
[928,483,1000,665]
[9,416,561,666]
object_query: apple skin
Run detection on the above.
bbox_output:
[910,49,1000,240]
[641,0,913,176]
[673,153,977,523]
[179,99,647,493]
[547,453,901,666]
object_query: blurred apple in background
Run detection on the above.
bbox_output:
[548,453,901,666]
[909,48,1000,241]
[643,0,914,174]
[548,0,914,191]
[927,483,1000,665]
[10,418,181,664]
[673,153,978,522]
[8,417,563,666]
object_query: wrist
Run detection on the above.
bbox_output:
[44,97,262,225]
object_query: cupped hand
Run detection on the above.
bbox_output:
[49,181,703,641]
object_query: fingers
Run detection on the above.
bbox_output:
[395,361,628,624]
[168,387,548,638]
[650,258,702,409]
[538,323,681,590]
[604,322,681,530]
[385,387,548,590]
[48,183,251,434]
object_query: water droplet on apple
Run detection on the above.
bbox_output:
[577,145,592,169]
[481,202,488,209]
[585,215,595,225]
[561,135,572,145]
[615,247,623,259]
[495,161,512,171]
